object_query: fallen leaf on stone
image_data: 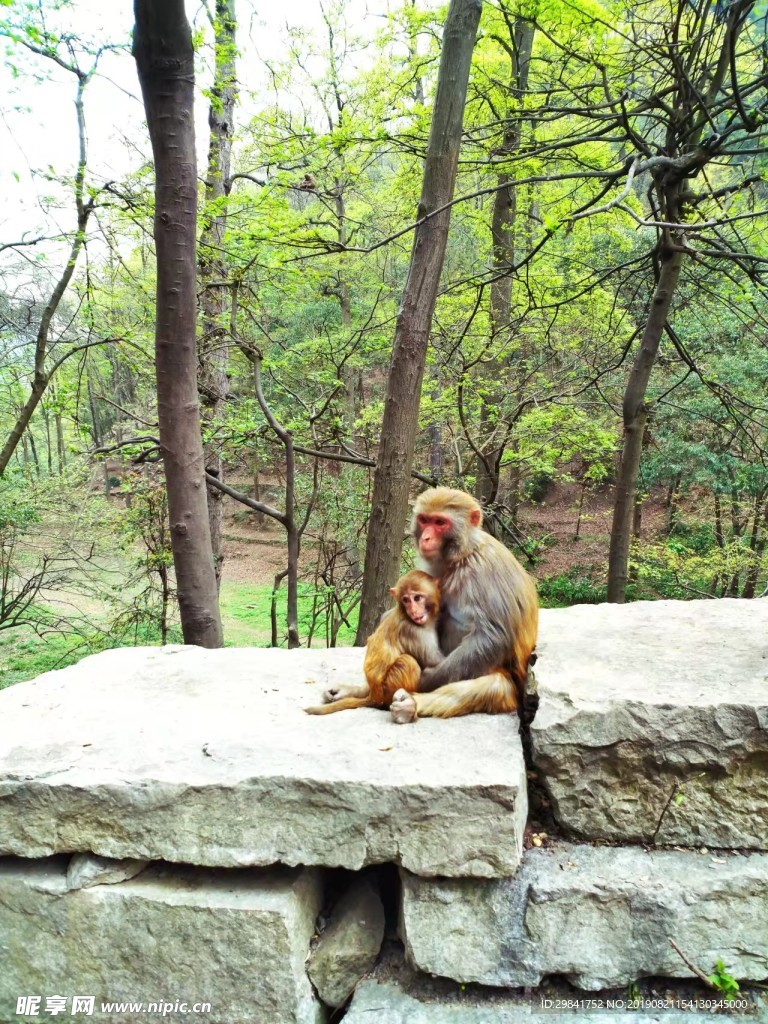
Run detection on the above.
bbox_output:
[305,679,316,684]
[379,745,393,752]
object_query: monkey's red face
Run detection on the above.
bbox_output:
[416,513,452,559]
[400,588,432,625]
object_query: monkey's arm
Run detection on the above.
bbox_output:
[418,630,444,668]
[418,620,508,691]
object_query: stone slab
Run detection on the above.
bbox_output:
[0,857,322,1024]
[531,599,768,848]
[0,645,527,877]
[307,875,385,1007]
[345,979,735,1023]
[400,843,768,989]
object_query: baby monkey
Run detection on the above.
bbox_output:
[305,570,442,715]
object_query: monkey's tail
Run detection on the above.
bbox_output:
[304,696,374,715]
[510,604,539,706]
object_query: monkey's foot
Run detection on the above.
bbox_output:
[390,689,418,725]
[322,682,368,704]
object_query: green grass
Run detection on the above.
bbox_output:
[0,581,360,689]
[0,625,100,690]
[219,580,358,647]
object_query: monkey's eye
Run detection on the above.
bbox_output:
[434,517,448,528]
[416,514,428,527]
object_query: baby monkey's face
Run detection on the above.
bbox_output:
[400,588,432,625]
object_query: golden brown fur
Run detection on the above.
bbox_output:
[305,570,442,715]
[390,488,538,723]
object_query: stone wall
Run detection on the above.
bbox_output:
[1,599,767,1022]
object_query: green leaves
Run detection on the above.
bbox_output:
[707,959,740,1001]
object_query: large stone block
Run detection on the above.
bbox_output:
[307,875,385,1007]
[345,979,735,1023]
[400,844,768,989]
[531,599,768,848]
[0,857,322,1024]
[0,645,527,877]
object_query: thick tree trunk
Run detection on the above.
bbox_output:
[199,0,237,590]
[134,0,223,648]
[356,0,482,643]
[607,245,683,602]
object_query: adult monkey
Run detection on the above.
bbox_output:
[389,487,538,724]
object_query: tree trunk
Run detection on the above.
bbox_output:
[0,67,91,478]
[88,378,102,447]
[43,407,53,476]
[134,0,223,648]
[27,429,41,479]
[474,17,534,506]
[55,411,66,473]
[742,498,768,599]
[250,434,265,525]
[199,0,237,590]
[607,244,683,602]
[665,471,682,534]
[356,0,482,643]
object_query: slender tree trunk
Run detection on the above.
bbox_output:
[55,412,66,473]
[28,430,41,479]
[356,0,482,643]
[251,433,265,525]
[0,69,92,478]
[632,422,651,541]
[88,379,102,447]
[199,0,237,590]
[334,184,359,432]
[607,244,683,602]
[43,408,53,476]
[665,472,682,534]
[134,0,223,648]
[632,494,643,539]
[574,479,587,541]
[160,564,169,644]
[742,498,768,599]
[474,17,534,505]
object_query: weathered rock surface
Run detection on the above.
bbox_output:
[65,853,148,890]
[532,599,768,848]
[345,979,731,1023]
[307,875,385,1007]
[0,645,527,877]
[0,857,323,1024]
[400,843,768,989]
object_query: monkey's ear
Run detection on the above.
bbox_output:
[469,508,482,527]
[389,587,397,597]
